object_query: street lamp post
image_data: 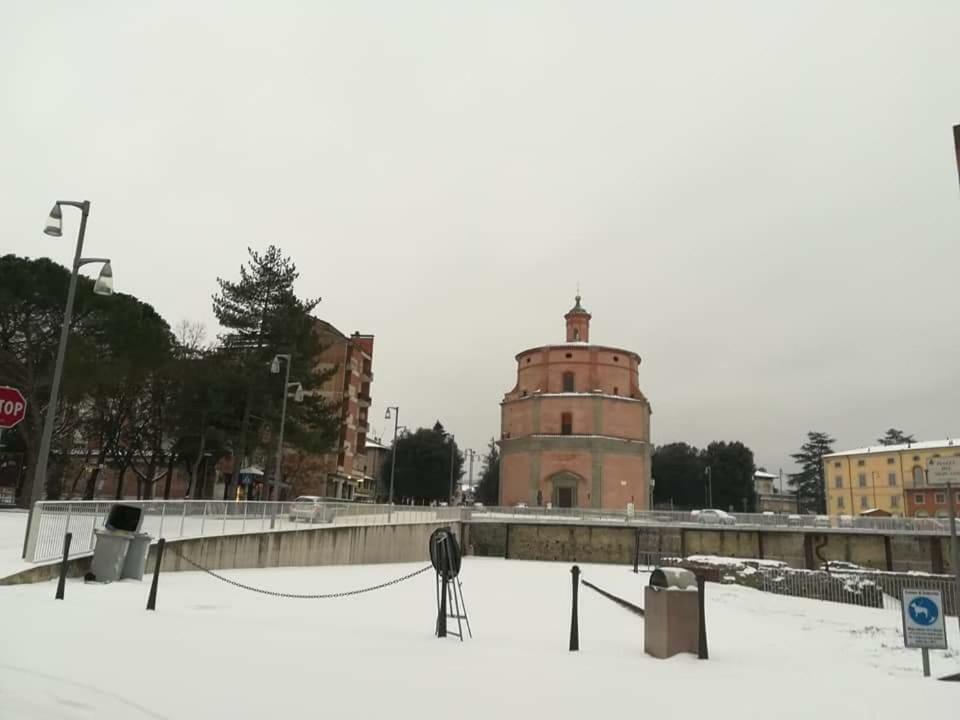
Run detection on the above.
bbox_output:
[448,434,457,505]
[385,406,399,505]
[23,201,113,558]
[269,354,302,529]
[704,466,713,508]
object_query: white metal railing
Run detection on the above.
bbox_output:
[466,505,954,535]
[22,500,953,564]
[24,500,462,564]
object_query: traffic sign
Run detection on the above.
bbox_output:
[902,589,947,650]
[0,386,27,430]
[927,457,960,486]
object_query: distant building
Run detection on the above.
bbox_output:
[358,437,390,502]
[498,296,652,509]
[754,470,777,495]
[301,319,374,501]
[823,438,960,517]
[753,470,796,513]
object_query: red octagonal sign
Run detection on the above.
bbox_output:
[0,386,27,430]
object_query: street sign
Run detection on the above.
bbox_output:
[927,457,960,486]
[0,386,27,430]
[902,589,947,650]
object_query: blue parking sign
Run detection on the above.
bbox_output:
[902,589,947,650]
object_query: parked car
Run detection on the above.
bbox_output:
[289,495,326,523]
[694,508,737,525]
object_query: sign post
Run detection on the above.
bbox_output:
[901,588,947,677]
[927,457,960,632]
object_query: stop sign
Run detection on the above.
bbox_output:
[0,386,27,429]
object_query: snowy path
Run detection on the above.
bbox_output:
[1,558,957,719]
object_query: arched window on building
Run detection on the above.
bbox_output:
[912,465,924,486]
[561,412,573,435]
[562,372,575,392]
[573,328,580,341]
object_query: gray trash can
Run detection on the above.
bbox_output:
[121,533,152,580]
[91,529,134,582]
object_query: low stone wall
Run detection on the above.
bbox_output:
[1,521,459,585]
[464,522,953,573]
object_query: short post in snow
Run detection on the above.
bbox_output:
[146,538,166,611]
[632,529,640,574]
[55,532,72,600]
[569,565,581,651]
[697,574,708,660]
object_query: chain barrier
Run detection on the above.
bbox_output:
[169,545,433,599]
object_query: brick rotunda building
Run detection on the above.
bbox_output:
[498,296,652,510]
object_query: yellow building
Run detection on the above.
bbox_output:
[823,439,960,517]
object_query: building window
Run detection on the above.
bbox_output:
[834,476,843,489]
[561,412,572,435]
[562,372,575,392]
[935,493,946,504]
[888,473,897,487]
[913,455,920,462]
[857,459,865,467]
[573,329,580,341]
[891,496,900,508]
[860,496,869,509]
[565,352,572,359]
[613,386,619,395]
[913,466,924,486]
[858,473,867,487]
[521,390,528,397]
[834,461,841,468]
[526,357,531,364]
[914,494,925,504]
[886,457,895,465]
[613,355,619,362]
[837,497,844,509]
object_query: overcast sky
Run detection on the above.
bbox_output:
[3,2,959,481]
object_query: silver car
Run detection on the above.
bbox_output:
[695,508,737,526]
[289,495,325,523]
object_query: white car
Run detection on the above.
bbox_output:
[288,495,326,523]
[694,508,737,526]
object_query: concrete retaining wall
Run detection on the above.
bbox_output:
[464,522,953,572]
[1,521,459,586]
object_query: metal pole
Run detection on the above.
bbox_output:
[23,201,89,559]
[921,647,930,678]
[705,466,713,508]
[948,480,960,633]
[697,574,709,659]
[270,356,292,529]
[55,532,72,600]
[146,538,166,611]
[388,409,399,505]
[569,565,581,651]
[448,436,456,505]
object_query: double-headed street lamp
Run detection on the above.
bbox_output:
[269,354,303,528]
[384,406,399,505]
[23,201,113,557]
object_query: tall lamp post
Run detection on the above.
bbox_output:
[23,201,113,558]
[269,353,302,529]
[384,406,399,505]
[704,466,713,508]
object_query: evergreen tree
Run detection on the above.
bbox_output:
[701,441,757,512]
[382,422,463,503]
[788,431,835,513]
[877,428,916,446]
[212,246,337,497]
[652,443,704,509]
[475,437,500,505]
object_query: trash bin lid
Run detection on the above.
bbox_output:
[649,567,697,589]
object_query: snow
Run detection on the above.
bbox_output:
[1,558,958,719]
[0,509,30,577]
[824,438,959,458]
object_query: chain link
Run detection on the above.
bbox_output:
[169,545,433,599]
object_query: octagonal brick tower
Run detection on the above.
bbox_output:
[498,296,652,510]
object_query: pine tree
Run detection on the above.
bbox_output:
[877,428,916,446]
[475,438,500,505]
[788,431,835,513]
[212,246,336,498]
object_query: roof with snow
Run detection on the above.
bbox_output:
[823,438,959,458]
[754,471,777,479]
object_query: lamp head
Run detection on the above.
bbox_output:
[92,262,113,296]
[271,356,281,374]
[293,384,304,403]
[44,203,63,237]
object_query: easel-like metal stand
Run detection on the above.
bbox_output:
[434,532,471,641]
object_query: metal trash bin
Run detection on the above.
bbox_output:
[91,529,134,582]
[121,533,152,580]
[644,567,700,659]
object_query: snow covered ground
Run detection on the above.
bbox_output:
[0,508,30,577]
[1,557,957,719]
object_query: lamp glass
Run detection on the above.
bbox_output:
[92,262,113,296]
[44,203,62,237]
[271,357,280,374]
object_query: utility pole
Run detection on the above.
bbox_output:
[704,466,713,508]
[448,434,457,505]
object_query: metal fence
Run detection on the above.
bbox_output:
[24,500,462,563]
[466,505,952,535]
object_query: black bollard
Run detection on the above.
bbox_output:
[569,565,581,651]
[436,571,448,638]
[54,532,72,600]
[633,529,640,574]
[697,574,708,659]
[146,538,166,611]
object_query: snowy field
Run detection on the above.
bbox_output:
[0,509,29,577]
[1,557,958,720]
